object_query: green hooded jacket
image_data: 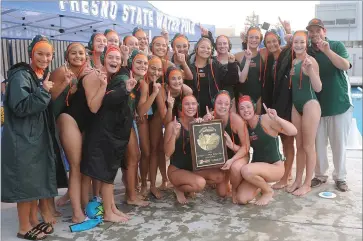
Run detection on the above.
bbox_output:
[1,63,67,203]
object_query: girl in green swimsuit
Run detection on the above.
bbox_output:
[236,95,297,206]
[286,31,322,196]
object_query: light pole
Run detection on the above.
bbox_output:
[348,20,351,42]
[347,18,354,42]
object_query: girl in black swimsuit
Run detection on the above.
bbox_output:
[203,90,250,204]
[51,42,107,223]
[81,46,136,223]
[164,95,228,204]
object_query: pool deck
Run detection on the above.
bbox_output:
[1,147,362,241]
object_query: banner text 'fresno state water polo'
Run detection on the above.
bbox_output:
[59,1,197,36]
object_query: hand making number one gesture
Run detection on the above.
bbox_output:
[263,103,278,121]
[173,116,181,136]
[167,90,175,109]
[203,106,214,121]
[245,44,252,60]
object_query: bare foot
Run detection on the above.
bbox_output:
[136,192,146,200]
[140,185,148,197]
[150,186,162,199]
[255,191,274,206]
[52,210,62,217]
[48,201,62,217]
[292,184,311,196]
[186,192,197,199]
[39,210,57,225]
[112,204,130,220]
[286,181,301,193]
[272,179,289,190]
[232,189,237,204]
[158,181,169,191]
[127,197,150,206]
[104,212,128,223]
[72,213,87,223]
[56,193,70,207]
[288,173,293,181]
[174,189,188,204]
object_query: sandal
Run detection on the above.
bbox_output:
[34,222,54,234]
[310,177,326,188]
[17,227,47,240]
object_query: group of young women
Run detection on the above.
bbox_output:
[1,20,323,240]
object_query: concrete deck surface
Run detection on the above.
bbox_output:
[1,148,362,241]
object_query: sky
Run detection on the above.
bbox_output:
[149,1,319,34]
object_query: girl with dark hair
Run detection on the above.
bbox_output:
[52,40,108,222]
[119,50,151,206]
[164,95,229,204]
[147,36,175,192]
[260,29,296,190]
[87,33,107,70]
[2,35,66,240]
[145,65,192,198]
[50,42,87,216]
[187,37,239,117]
[286,31,321,196]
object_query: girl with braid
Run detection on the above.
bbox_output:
[286,31,321,196]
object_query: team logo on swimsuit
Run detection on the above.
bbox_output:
[197,133,220,151]
[249,60,256,68]
[250,132,258,141]
[198,72,206,78]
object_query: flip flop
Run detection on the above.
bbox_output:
[34,222,54,234]
[17,227,47,240]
